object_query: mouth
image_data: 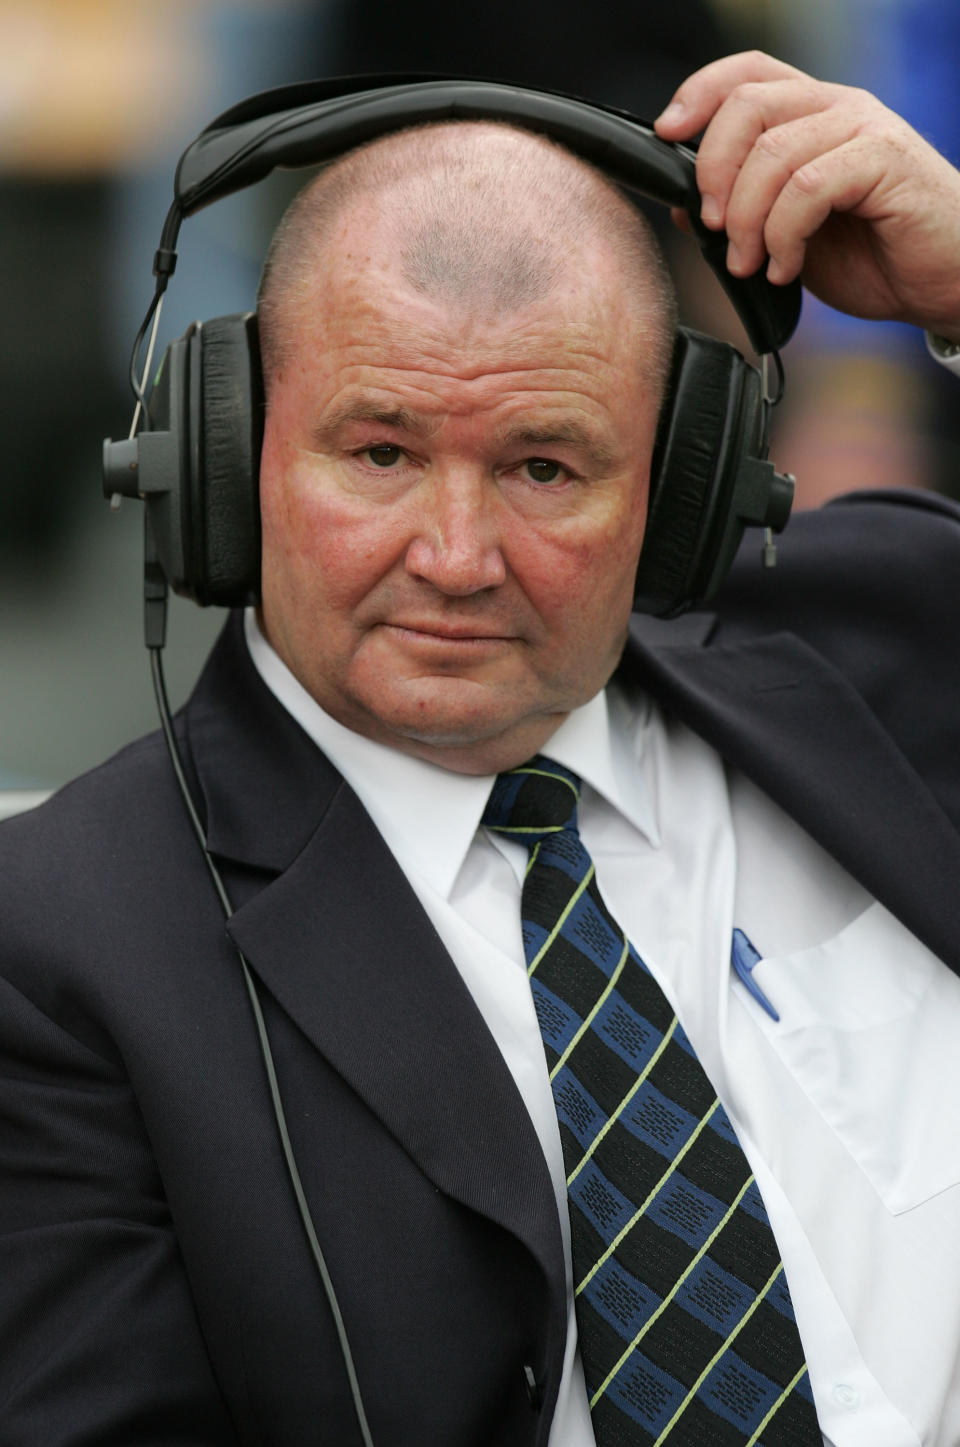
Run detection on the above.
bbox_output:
[383,622,514,650]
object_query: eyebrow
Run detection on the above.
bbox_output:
[312,402,423,447]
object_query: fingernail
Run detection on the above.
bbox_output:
[727,241,743,274]
[700,194,722,228]
[656,102,686,128]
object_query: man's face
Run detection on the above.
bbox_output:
[258,223,664,774]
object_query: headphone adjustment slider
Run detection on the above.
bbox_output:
[102,432,176,502]
[153,247,178,280]
[735,457,795,534]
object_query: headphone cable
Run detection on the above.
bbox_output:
[147,584,376,1447]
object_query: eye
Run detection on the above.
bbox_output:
[361,444,404,468]
[523,457,564,485]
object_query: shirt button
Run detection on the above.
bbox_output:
[833,1383,860,1410]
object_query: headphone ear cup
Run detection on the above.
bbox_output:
[634,328,764,617]
[187,312,263,606]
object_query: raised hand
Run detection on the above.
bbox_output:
[655,50,960,340]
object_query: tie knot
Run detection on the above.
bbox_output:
[482,755,581,844]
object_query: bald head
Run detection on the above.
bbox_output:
[256,120,677,394]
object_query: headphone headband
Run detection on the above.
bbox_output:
[167,77,800,356]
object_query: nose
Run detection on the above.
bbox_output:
[404,473,507,595]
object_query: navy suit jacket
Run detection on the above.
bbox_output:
[2,490,959,1446]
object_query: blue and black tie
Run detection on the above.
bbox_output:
[482,756,820,1446]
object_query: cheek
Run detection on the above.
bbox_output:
[260,456,404,618]
[518,500,647,642]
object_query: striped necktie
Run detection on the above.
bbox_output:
[482,756,820,1446]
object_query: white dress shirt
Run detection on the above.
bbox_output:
[246,609,960,1447]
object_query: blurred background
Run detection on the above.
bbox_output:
[1,0,958,797]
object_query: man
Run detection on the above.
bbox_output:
[2,50,960,1447]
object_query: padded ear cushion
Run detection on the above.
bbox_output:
[634,329,757,616]
[191,313,263,605]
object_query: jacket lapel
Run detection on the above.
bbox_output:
[625,615,960,976]
[184,615,564,1285]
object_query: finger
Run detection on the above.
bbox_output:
[722,106,876,276]
[693,77,840,231]
[760,135,887,286]
[654,50,806,141]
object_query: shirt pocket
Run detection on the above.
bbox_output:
[744,903,960,1215]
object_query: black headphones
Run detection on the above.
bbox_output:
[103,75,801,617]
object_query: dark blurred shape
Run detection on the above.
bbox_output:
[0,178,127,565]
[0,2,338,573]
[335,0,738,116]
[771,355,932,511]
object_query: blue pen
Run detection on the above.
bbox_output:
[731,928,780,1022]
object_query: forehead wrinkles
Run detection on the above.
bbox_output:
[299,347,646,481]
[313,371,627,446]
[323,324,628,385]
[310,336,632,421]
[302,260,643,378]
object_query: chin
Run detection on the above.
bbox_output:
[357,676,499,737]
[373,696,571,775]
[387,709,512,750]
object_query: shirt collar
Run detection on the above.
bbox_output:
[245,608,659,899]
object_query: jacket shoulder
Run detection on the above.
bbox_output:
[713,486,960,823]
[0,724,212,1054]
[0,726,185,874]
[717,487,960,635]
